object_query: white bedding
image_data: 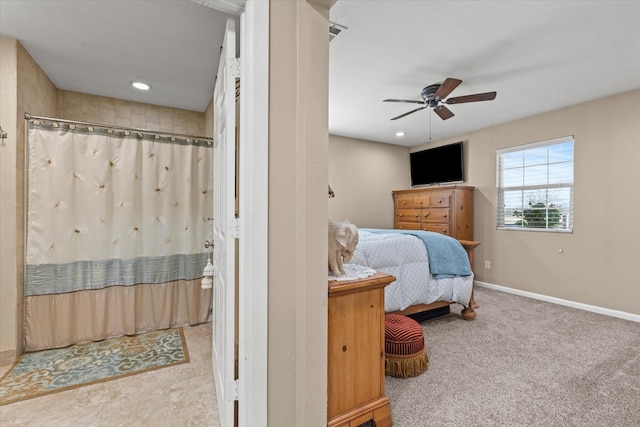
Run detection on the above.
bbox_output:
[350,230,473,312]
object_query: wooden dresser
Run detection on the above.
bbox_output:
[392,185,474,241]
[328,272,395,427]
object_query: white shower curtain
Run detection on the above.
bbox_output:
[24,119,213,351]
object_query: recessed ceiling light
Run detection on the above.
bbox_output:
[395,131,406,137]
[131,81,151,91]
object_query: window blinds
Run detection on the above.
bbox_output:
[496,136,574,232]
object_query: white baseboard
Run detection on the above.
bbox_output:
[475,281,640,323]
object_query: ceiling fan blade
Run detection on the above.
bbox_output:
[383,99,425,104]
[434,78,462,99]
[434,105,455,120]
[390,106,428,120]
[446,91,497,104]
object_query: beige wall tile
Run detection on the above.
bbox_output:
[59,91,206,135]
[63,90,83,106]
[204,98,213,138]
[3,41,59,359]
[160,110,174,133]
[130,112,146,129]
[145,107,160,124]
[115,99,132,125]
[131,102,146,117]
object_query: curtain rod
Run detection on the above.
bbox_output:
[24,113,213,141]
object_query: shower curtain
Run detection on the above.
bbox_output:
[24,119,213,351]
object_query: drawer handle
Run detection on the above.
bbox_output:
[423,213,430,217]
[438,200,442,204]
[415,214,419,218]
[443,214,447,218]
[398,213,403,217]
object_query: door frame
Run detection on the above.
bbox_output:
[237,1,269,426]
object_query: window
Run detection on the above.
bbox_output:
[497,136,574,232]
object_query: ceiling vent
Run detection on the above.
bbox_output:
[329,21,347,42]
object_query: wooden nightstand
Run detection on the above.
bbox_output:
[328,272,395,427]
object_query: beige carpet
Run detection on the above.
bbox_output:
[385,286,640,426]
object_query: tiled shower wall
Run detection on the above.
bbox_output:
[8,41,59,363]
[57,90,207,137]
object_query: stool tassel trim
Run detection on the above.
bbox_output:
[385,350,429,378]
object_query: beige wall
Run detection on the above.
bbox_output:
[268,0,331,425]
[329,134,409,228]
[0,37,209,364]
[329,90,640,316]
[0,37,20,365]
[410,89,639,315]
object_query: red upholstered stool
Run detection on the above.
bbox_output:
[384,314,428,378]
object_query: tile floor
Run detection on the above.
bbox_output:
[0,323,220,427]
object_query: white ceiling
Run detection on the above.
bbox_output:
[1,1,639,147]
[330,1,640,146]
[0,0,238,112]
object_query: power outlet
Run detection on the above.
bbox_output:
[484,260,491,270]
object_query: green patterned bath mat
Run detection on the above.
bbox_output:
[0,328,189,406]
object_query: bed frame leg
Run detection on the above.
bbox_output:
[461,305,476,321]
[459,240,481,310]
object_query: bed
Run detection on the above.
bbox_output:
[350,229,479,320]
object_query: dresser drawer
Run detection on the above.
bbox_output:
[396,222,421,230]
[412,197,430,208]
[423,224,450,236]
[396,209,421,222]
[395,197,414,210]
[422,208,450,223]
[429,195,450,207]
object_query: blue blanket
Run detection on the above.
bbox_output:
[360,229,472,279]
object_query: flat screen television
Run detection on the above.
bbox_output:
[410,141,464,187]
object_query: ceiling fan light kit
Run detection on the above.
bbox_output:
[384,77,497,121]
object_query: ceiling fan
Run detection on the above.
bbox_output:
[384,78,497,121]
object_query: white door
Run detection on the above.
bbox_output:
[212,17,238,427]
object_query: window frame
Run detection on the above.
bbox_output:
[496,136,574,233]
